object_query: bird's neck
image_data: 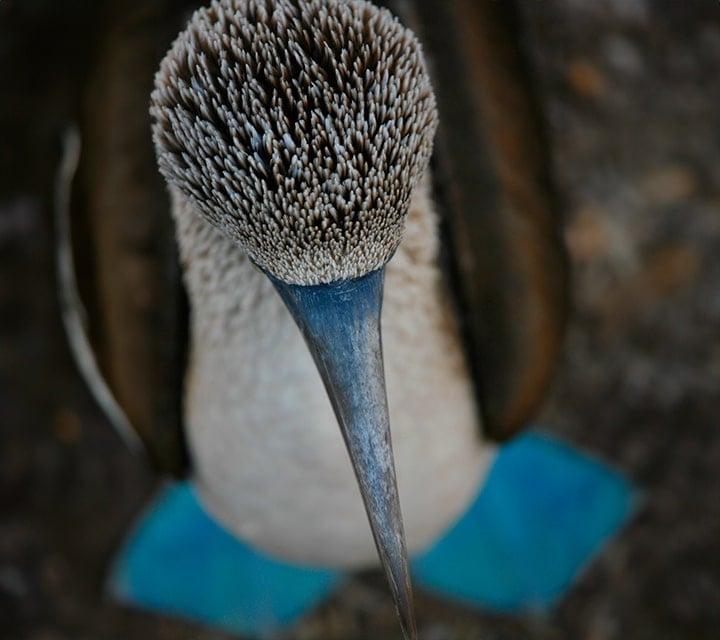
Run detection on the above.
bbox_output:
[168,178,493,567]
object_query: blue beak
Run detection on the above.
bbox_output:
[269,267,416,640]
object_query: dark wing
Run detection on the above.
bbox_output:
[57,1,200,475]
[397,0,569,440]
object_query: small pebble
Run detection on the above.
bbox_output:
[52,408,81,444]
[603,35,644,76]
[640,165,698,205]
[565,205,610,262]
[566,59,607,100]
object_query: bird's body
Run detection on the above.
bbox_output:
[57,1,634,637]
[174,179,492,566]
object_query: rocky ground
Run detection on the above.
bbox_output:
[1,0,718,639]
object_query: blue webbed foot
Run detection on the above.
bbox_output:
[411,430,636,610]
[109,482,342,637]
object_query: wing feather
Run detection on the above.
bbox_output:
[399,0,569,439]
[57,1,196,475]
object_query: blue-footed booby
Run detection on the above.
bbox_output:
[57,0,634,638]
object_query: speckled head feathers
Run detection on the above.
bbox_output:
[151,0,438,285]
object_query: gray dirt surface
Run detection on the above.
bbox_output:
[1,0,718,639]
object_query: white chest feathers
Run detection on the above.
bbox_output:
[172,182,495,568]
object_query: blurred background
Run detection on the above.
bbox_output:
[1,0,719,639]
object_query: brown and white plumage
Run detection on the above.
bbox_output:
[150,5,470,634]
[59,0,567,637]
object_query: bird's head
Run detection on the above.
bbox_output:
[151,1,437,637]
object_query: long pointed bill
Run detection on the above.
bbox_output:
[269,267,416,640]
